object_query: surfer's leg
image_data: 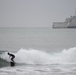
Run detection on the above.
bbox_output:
[11,57,14,62]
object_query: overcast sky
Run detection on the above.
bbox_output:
[0,0,76,27]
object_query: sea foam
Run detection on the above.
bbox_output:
[1,47,76,64]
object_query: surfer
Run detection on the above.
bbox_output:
[7,52,15,62]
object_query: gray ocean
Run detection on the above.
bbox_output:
[0,27,76,75]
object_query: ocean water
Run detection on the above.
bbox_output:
[0,27,76,75]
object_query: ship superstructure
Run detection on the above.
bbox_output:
[52,13,76,28]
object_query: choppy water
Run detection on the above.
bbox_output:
[0,27,76,75]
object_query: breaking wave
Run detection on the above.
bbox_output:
[1,47,76,65]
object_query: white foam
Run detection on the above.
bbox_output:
[1,47,76,64]
[15,48,51,64]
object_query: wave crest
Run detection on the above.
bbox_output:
[1,47,76,64]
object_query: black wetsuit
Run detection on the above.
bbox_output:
[9,54,15,62]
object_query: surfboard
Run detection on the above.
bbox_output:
[10,61,15,67]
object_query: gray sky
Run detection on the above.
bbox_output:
[0,0,76,27]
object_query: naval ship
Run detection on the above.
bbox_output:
[52,13,76,28]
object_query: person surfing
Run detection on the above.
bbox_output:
[7,52,15,66]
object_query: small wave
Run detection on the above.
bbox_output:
[0,57,9,67]
[1,47,76,65]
